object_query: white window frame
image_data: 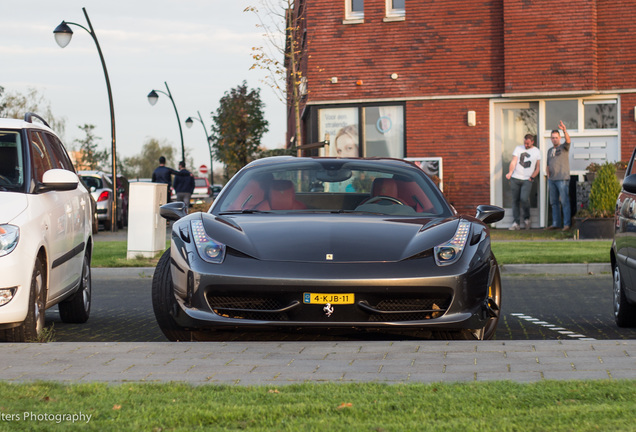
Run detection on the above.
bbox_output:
[344,0,364,24]
[384,0,405,22]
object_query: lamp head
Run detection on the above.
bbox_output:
[147,90,159,106]
[53,21,73,48]
[185,117,194,128]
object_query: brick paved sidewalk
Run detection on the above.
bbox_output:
[1,340,634,385]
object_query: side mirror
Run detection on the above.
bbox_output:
[475,205,505,224]
[160,202,187,221]
[622,174,636,194]
[36,169,79,193]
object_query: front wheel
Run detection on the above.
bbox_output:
[472,261,502,340]
[59,250,91,323]
[613,263,636,327]
[152,249,193,341]
[0,257,46,342]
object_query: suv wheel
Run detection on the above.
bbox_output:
[59,250,91,323]
[0,257,46,342]
[613,263,636,327]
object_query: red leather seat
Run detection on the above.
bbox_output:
[371,178,399,199]
[258,179,307,210]
[227,179,267,210]
[396,179,435,213]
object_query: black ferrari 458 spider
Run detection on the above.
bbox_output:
[152,157,504,341]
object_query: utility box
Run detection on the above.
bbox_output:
[127,182,167,259]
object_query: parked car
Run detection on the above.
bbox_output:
[211,184,223,199]
[0,113,93,342]
[192,177,212,201]
[107,174,129,227]
[78,177,99,235]
[152,157,504,341]
[611,147,636,327]
[78,170,123,230]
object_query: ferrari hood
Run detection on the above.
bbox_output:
[202,214,460,263]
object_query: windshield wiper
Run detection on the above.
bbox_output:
[219,209,270,214]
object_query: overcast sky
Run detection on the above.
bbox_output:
[1,0,285,174]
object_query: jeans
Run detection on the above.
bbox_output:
[548,179,571,227]
[510,177,532,224]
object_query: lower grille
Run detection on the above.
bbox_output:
[205,292,452,323]
[208,296,290,321]
[366,297,451,322]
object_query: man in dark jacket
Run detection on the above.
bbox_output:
[173,161,195,211]
[152,156,179,202]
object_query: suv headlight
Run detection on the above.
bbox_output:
[434,220,471,266]
[0,225,19,257]
[191,219,226,264]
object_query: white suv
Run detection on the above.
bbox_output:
[0,113,93,342]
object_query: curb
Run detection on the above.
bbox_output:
[499,263,611,275]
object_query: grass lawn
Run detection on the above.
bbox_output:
[0,381,633,431]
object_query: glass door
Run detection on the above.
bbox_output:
[493,102,543,228]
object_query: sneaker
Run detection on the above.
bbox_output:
[509,222,520,230]
[545,225,559,230]
[562,225,570,231]
[524,218,531,229]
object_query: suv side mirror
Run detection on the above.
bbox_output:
[622,174,636,194]
[36,169,79,193]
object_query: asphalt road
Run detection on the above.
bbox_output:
[45,270,636,342]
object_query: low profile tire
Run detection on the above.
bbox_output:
[59,251,92,323]
[471,258,502,340]
[152,249,192,341]
[613,263,636,327]
[0,257,46,342]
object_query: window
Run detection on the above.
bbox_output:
[345,0,364,22]
[385,0,405,20]
[318,105,405,159]
[584,100,617,129]
[545,100,577,131]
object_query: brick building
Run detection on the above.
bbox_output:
[288,0,636,227]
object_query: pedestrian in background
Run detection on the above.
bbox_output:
[152,156,178,202]
[546,120,572,231]
[505,134,541,230]
[173,161,195,212]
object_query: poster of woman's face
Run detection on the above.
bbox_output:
[319,108,359,157]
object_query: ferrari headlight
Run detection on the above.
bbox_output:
[191,219,226,264]
[0,225,19,257]
[434,220,471,266]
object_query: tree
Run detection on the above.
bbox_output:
[210,82,269,179]
[246,0,305,150]
[74,124,109,171]
[0,86,66,138]
[120,138,177,179]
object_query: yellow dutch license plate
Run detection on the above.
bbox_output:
[303,293,354,305]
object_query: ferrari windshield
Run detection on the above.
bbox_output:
[215,158,452,217]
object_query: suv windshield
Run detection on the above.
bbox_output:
[0,130,25,191]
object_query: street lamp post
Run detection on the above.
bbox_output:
[54,7,118,232]
[147,82,185,164]
[185,111,214,185]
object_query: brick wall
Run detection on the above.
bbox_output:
[406,99,491,214]
[304,1,504,102]
[503,0,598,92]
